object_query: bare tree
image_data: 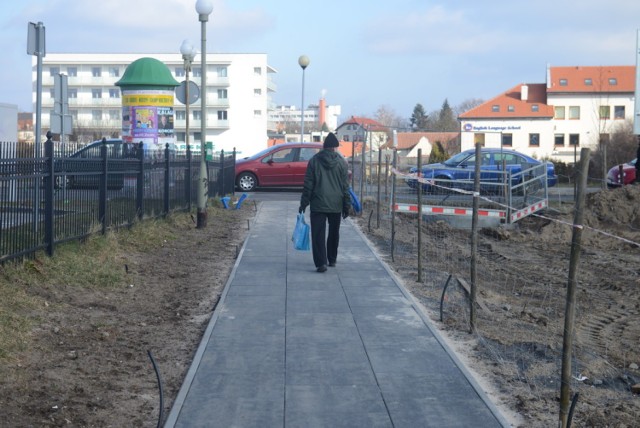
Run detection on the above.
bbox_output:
[374,105,409,130]
[455,98,484,116]
[590,119,636,179]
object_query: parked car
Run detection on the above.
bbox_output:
[54,139,141,190]
[235,142,327,192]
[406,148,557,193]
[606,158,637,188]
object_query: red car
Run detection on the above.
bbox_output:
[606,158,637,188]
[235,142,325,191]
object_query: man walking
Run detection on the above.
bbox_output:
[299,132,351,272]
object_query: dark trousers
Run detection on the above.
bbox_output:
[309,211,341,268]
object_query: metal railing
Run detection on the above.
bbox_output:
[0,137,236,263]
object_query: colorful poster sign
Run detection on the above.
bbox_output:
[121,90,175,156]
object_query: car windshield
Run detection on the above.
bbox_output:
[242,146,280,161]
[442,151,472,167]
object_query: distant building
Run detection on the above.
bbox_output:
[18,112,34,143]
[459,65,636,163]
[381,132,460,159]
[269,97,342,135]
[33,53,276,156]
[335,116,388,149]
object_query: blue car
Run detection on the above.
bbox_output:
[406,148,557,193]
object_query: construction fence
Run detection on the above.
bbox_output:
[349,148,640,427]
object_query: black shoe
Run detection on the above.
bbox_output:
[328,261,336,267]
[316,265,327,273]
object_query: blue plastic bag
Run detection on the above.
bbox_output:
[349,188,362,214]
[292,213,310,251]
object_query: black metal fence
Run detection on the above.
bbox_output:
[0,136,236,263]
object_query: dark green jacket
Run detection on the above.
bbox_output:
[300,149,351,213]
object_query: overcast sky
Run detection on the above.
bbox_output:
[1,0,639,121]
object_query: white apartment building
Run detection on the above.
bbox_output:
[34,53,276,156]
[459,65,636,164]
[269,99,342,134]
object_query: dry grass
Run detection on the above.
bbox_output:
[0,211,196,362]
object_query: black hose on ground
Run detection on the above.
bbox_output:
[147,350,164,428]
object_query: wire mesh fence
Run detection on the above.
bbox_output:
[349,148,640,426]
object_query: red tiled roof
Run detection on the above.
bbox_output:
[548,66,635,93]
[382,132,459,150]
[458,83,554,119]
[337,116,387,132]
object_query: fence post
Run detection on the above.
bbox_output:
[136,142,144,220]
[470,142,481,332]
[417,149,422,283]
[232,148,237,195]
[44,132,54,256]
[384,154,389,202]
[376,148,382,229]
[186,144,192,211]
[99,137,107,235]
[559,147,590,428]
[391,150,397,262]
[219,149,225,197]
[164,143,170,215]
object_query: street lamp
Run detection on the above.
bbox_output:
[195,0,213,228]
[180,39,196,158]
[298,55,310,142]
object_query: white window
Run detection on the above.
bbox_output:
[193,110,201,120]
[49,67,60,77]
[218,110,228,120]
[217,66,228,77]
[176,110,186,120]
[569,106,580,120]
[254,88,262,96]
[175,67,185,77]
[92,67,102,77]
[254,110,262,117]
[108,110,119,120]
[92,89,102,99]
[108,67,120,77]
[192,67,202,77]
[69,89,77,98]
[217,89,228,99]
[109,89,120,98]
[92,110,102,121]
[67,67,77,77]
[254,67,262,75]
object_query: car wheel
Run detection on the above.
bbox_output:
[237,172,257,192]
[434,176,453,194]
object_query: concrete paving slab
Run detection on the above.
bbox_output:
[164,200,509,428]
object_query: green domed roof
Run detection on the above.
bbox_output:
[115,57,179,88]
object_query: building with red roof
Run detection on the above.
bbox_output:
[459,65,636,163]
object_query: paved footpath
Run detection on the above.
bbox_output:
[164,200,510,428]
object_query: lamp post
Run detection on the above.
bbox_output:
[195,0,213,228]
[180,39,196,158]
[298,55,310,142]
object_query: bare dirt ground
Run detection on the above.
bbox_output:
[1,186,639,427]
[354,184,640,427]
[0,204,255,428]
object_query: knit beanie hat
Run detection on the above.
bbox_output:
[323,132,339,149]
